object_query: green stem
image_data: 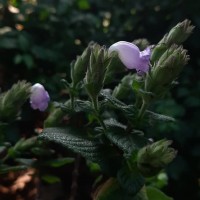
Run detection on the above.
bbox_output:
[92,96,106,131]
[138,100,148,120]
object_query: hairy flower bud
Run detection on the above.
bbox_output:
[137,139,177,177]
[145,45,189,98]
[0,81,31,121]
[84,43,112,101]
[151,19,194,63]
[133,38,150,51]
[71,46,91,87]
[160,19,194,46]
[30,83,50,111]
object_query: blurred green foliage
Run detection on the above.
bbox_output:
[0,0,200,199]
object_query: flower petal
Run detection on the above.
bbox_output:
[30,83,50,111]
[109,41,141,69]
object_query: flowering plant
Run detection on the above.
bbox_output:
[38,19,194,199]
[0,19,194,199]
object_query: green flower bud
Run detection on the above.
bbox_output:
[0,81,31,122]
[137,139,177,177]
[44,107,65,127]
[145,45,189,98]
[160,19,194,46]
[84,43,112,102]
[71,46,91,87]
[133,38,150,51]
[151,19,194,63]
[150,42,168,63]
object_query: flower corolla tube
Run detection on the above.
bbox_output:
[30,83,50,111]
[109,41,151,73]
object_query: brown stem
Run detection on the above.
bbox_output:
[68,154,81,200]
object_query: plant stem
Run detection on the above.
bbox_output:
[138,100,148,120]
[68,154,81,200]
[92,96,107,131]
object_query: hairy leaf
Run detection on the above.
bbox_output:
[117,165,145,195]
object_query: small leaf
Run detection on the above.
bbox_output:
[146,111,175,123]
[0,165,27,174]
[45,157,75,167]
[117,165,145,195]
[94,178,134,200]
[146,186,173,200]
[41,174,61,184]
[15,158,36,166]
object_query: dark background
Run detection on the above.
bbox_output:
[0,0,200,199]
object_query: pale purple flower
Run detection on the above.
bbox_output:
[30,83,50,111]
[109,41,151,73]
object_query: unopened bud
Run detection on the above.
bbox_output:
[71,46,91,87]
[160,19,194,46]
[137,139,177,177]
[145,45,189,97]
[133,38,150,50]
[0,81,31,122]
[84,43,112,101]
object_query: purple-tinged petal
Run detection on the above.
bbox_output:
[137,47,151,73]
[109,41,141,69]
[109,41,151,73]
[30,83,50,111]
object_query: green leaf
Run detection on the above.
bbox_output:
[0,165,27,174]
[146,186,173,200]
[15,158,36,166]
[41,174,61,184]
[39,127,121,175]
[94,178,134,200]
[44,157,75,167]
[77,0,90,10]
[101,90,137,118]
[117,165,145,195]
[146,111,175,123]
[39,127,102,162]
[106,128,148,156]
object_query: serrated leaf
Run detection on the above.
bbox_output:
[39,127,102,162]
[146,186,173,200]
[146,111,175,123]
[104,118,126,130]
[101,90,137,117]
[106,128,148,156]
[39,127,121,175]
[117,165,145,195]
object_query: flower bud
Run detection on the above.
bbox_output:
[145,45,189,98]
[84,43,112,101]
[160,19,194,46]
[0,81,31,121]
[30,83,50,111]
[108,41,151,73]
[133,38,150,51]
[71,46,91,87]
[137,139,177,177]
[151,20,194,63]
